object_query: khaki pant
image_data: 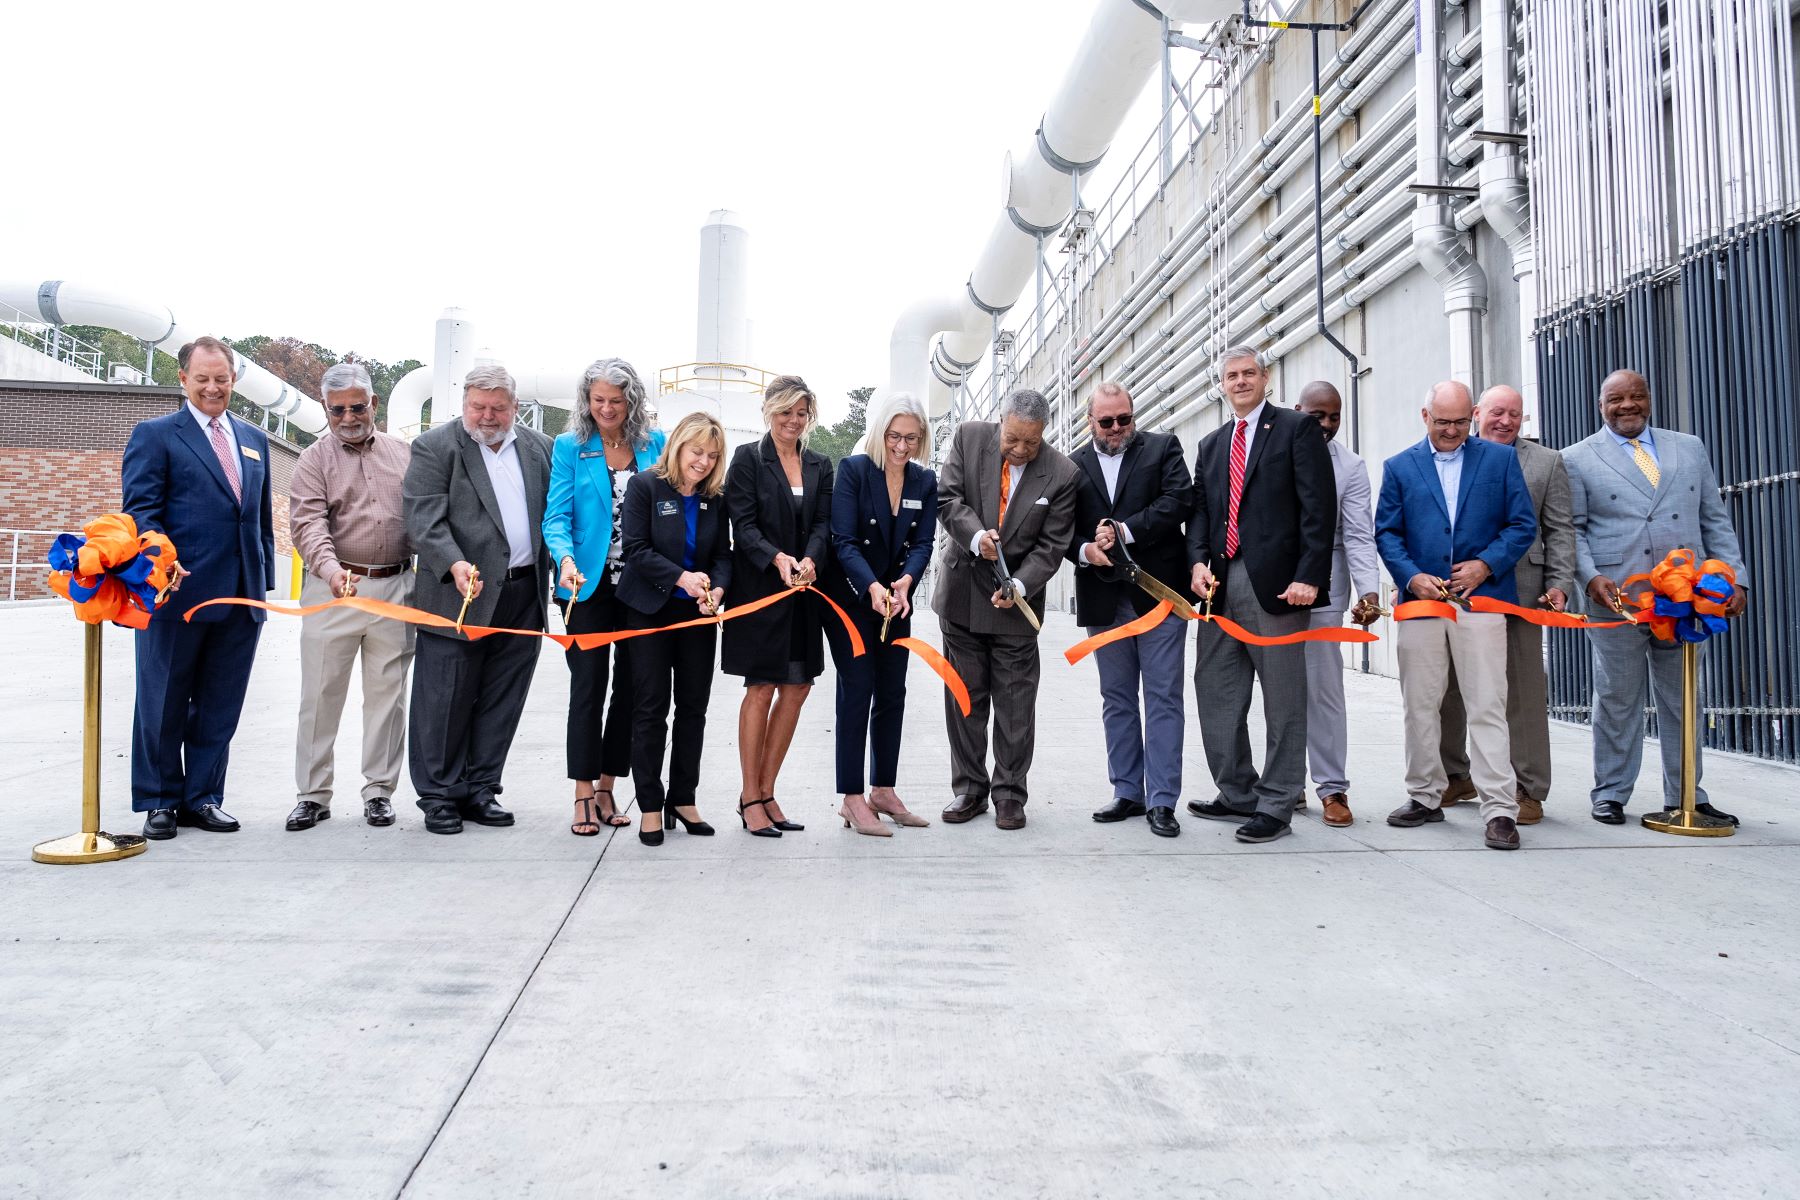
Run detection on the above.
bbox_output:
[295,570,415,805]
[1440,616,1551,802]
[1397,611,1518,822]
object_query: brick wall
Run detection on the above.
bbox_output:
[0,380,301,599]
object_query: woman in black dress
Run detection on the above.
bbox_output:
[721,375,834,837]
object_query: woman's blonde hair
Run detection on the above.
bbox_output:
[654,411,728,498]
[861,391,929,462]
[762,374,818,440]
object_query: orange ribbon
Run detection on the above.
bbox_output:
[893,636,973,717]
[1391,595,1639,629]
[1065,596,1379,664]
[1064,600,1177,665]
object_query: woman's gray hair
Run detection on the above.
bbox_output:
[572,357,653,449]
[1216,344,1264,374]
[320,360,373,398]
[999,387,1050,426]
[462,363,517,401]
[861,391,929,462]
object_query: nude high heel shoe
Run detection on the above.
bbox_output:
[869,790,929,828]
[838,794,892,838]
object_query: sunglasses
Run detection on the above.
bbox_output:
[328,403,370,417]
[1094,413,1133,430]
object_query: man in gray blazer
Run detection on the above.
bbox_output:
[1439,384,1577,825]
[933,388,1081,830]
[1296,382,1381,828]
[1562,369,1748,826]
[403,363,555,834]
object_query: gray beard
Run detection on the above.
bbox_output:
[464,419,511,448]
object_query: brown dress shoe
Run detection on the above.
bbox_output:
[1441,775,1476,806]
[1320,792,1353,827]
[994,799,1027,830]
[1516,793,1544,825]
[1485,816,1521,850]
[942,795,990,824]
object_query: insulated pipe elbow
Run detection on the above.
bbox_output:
[1411,205,1490,315]
[387,366,433,440]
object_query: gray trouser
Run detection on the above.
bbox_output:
[1088,595,1186,810]
[1194,561,1309,822]
[295,571,415,804]
[1440,616,1552,802]
[1588,623,1708,809]
[1304,605,1352,797]
[940,616,1041,806]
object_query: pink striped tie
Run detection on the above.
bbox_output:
[208,417,242,503]
[1224,418,1247,557]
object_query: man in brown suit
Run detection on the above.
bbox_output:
[932,388,1081,830]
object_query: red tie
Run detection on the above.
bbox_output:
[209,417,243,503]
[1224,418,1247,558]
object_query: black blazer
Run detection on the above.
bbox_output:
[1065,431,1194,626]
[1186,403,1334,614]
[615,472,733,618]
[721,434,835,678]
[827,453,938,633]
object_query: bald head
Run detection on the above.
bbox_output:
[1296,381,1343,442]
[1422,381,1474,452]
[1599,369,1652,437]
[1477,384,1524,445]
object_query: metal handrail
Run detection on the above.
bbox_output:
[0,302,107,381]
[1,528,69,601]
[658,361,778,396]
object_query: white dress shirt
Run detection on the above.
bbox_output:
[969,462,1028,555]
[188,400,239,461]
[1077,446,1136,567]
[479,430,535,568]
[1229,400,1268,463]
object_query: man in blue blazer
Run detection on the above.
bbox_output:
[121,336,275,839]
[1375,381,1536,850]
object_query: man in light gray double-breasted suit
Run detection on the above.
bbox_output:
[1561,369,1748,826]
[1440,385,1577,824]
[403,363,554,834]
[932,388,1081,831]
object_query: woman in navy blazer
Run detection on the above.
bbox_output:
[616,412,732,847]
[824,393,938,835]
[542,358,668,835]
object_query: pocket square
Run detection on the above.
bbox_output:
[1034,496,1049,505]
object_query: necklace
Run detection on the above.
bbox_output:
[603,438,626,451]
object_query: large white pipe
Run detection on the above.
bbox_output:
[0,279,327,434]
[696,210,751,381]
[1477,0,1537,426]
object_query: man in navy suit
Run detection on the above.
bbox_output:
[1375,381,1536,850]
[121,336,275,839]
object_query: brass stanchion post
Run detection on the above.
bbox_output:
[31,623,149,864]
[1640,643,1734,837]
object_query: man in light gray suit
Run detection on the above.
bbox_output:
[933,388,1082,831]
[1439,384,1577,825]
[1296,382,1381,828]
[1562,369,1748,826]
[403,363,554,834]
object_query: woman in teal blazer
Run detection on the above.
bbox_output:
[542,357,667,835]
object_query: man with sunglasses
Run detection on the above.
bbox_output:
[286,361,415,831]
[1068,382,1194,838]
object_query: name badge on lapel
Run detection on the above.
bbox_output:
[579,449,605,459]
[699,502,708,510]
[901,498,922,510]
[657,500,679,517]
[241,446,262,461]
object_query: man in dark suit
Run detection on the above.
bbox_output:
[1067,381,1194,838]
[122,336,275,839]
[1185,346,1334,844]
[403,363,554,835]
[932,388,1081,831]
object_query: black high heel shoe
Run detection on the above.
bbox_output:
[738,797,782,838]
[639,810,665,847]
[667,805,715,836]
[764,796,804,832]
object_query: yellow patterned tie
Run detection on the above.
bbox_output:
[1627,438,1660,487]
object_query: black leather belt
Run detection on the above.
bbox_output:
[504,565,538,582]
[339,560,409,579]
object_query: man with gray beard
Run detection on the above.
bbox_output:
[403,364,554,834]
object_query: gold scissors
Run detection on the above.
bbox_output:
[454,565,480,634]
[1100,519,1198,620]
[879,590,894,644]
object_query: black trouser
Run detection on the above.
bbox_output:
[627,598,717,813]
[408,573,542,814]
[825,607,910,794]
[565,579,634,781]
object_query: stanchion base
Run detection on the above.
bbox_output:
[1640,808,1735,838]
[31,831,149,864]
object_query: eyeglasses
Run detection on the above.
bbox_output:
[328,403,370,417]
[1430,418,1472,431]
[885,431,922,446]
[1094,413,1133,430]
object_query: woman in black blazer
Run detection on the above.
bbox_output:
[616,412,732,847]
[825,393,938,835]
[721,375,834,837]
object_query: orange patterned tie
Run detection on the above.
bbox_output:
[997,460,1011,527]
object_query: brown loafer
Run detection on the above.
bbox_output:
[942,795,990,824]
[1516,793,1544,825]
[1441,775,1476,806]
[994,799,1027,830]
[1485,816,1520,850]
[1320,792,1353,827]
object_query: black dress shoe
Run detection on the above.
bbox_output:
[942,795,990,824]
[1689,802,1739,826]
[176,804,240,832]
[1146,807,1180,838]
[1186,798,1253,822]
[143,808,178,840]
[459,796,514,827]
[1235,813,1291,843]
[1093,798,1147,823]
[1592,801,1626,825]
[364,797,396,826]
[286,800,329,831]
[1387,800,1445,828]
[994,798,1027,830]
[421,806,464,835]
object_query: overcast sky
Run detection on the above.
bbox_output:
[5,0,1192,419]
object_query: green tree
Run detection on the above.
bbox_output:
[809,386,873,463]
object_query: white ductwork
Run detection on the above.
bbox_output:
[1412,0,1489,392]
[386,309,587,441]
[0,279,327,435]
[1476,0,1536,426]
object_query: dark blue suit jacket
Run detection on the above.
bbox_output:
[121,406,276,622]
[1375,437,1537,603]
[827,453,937,609]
